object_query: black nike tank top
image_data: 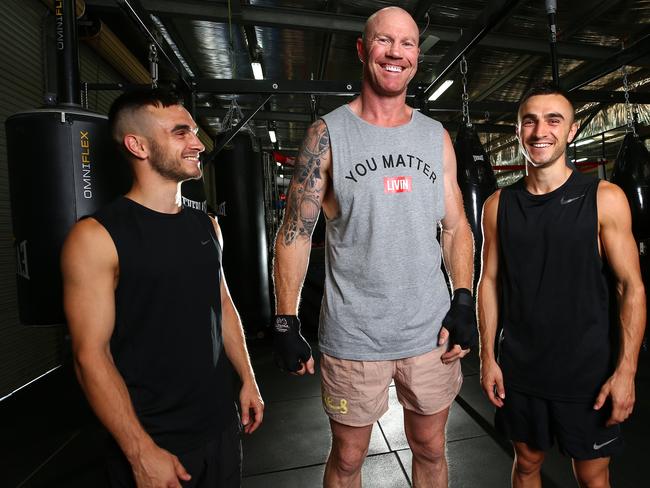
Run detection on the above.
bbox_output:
[497,171,615,401]
[93,197,235,452]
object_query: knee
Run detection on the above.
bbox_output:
[574,464,609,488]
[331,441,368,475]
[514,448,544,477]
[408,430,446,466]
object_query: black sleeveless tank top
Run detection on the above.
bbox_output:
[93,197,235,452]
[497,171,615,401]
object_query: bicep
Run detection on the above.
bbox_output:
[599,184,641,285]
[480,192,501,283]
[61,220,117,354]
[440,131,465,231]
[280,120,331,245]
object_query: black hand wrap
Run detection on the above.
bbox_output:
[441,288,477,349]
[272,315,312,372]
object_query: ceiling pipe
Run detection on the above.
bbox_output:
[423,0,522,99]
[56,0,82,105]
[41,0,212,150]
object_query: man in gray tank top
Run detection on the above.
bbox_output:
[273,7,475,487]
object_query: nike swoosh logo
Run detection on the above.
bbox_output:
[560,194,585,205]
[201,239,210,245]
[593,437,618,450]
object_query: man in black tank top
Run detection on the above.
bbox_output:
[478,83,646,487]
[61,89,264,488]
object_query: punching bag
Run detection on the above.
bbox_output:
[454,124,498,291]
[6,108,130,325]
[181,174,208,212]
[610,132,650,331]
[213,134,271,334]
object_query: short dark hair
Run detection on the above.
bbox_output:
[108,88,182,144]
[518,82,575,121]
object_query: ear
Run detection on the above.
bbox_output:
[566,121,579,145]
[123,134,148,160]
[356,37,365,63]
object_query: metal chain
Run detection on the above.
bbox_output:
[460,55,471,127]
[81,82,88,109]
[149,43,159,88]
[621,65,637,136]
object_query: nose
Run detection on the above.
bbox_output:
[191,131,205,153]
[387,41,403,58]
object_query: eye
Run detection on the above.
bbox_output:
[403,41,416,48]
[522,119,535,126]
[375,36,390,44]
[548,118,561,125]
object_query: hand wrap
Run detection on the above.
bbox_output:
[441,288,477,349]
[272,315,312,372]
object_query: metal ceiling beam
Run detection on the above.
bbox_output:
[424,0,522,97]
[84,0,639,62]
[191,79,650,106]
[198,106,516,134]
[564,31,650,91]
[112,0,192,89]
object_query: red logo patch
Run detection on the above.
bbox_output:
[384,176,412,193]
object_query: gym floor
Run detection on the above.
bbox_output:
[3,337,647,488]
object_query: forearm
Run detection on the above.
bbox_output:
[273,234,312,315]
[74,349,154,461]
[477,278,499,362]
[222,302,256,385]
[615,279,647,375]
[441,220,474,292]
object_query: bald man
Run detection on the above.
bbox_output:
[273,7,475,487]
[62,89,263,488]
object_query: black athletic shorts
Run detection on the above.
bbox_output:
[495,389,623,460]
[105,420,242,488]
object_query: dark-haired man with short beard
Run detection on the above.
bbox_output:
[62,89,263,488]
[478,83,646,487]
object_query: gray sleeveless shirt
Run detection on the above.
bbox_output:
[319,105,449,360]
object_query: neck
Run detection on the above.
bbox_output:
[524,159,573,195]
[350,86,412,127]
[126,172,183,214]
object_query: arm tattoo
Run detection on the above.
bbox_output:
[282,120,329,246]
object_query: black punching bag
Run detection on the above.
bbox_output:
[6,109,130,325]
[610,132,650,330]
[213,135,271,334]
[454,124,498,291]
[181,174,208,212]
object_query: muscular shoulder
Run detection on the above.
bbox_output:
[597,180,631,224]
[62,218,117,273]
[483,189,502,222]
[297,119,331,171]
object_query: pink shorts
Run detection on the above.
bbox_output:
[320,346,463,427]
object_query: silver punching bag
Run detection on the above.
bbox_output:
[454,124,498,291]
[6,109,130,325]
[213,134,271,334]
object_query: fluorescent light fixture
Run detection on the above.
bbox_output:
[420,35,440,53]
[269,129,277,143]
[428,79,454,101]
[575,157,588,162]
[276,162,282,167]
[251,62,264,80]
[575,138,595,147]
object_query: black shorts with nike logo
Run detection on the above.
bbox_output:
[495,389,623,460]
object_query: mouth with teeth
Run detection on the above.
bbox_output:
[382,64,404,73]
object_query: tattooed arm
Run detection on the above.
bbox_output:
[273,119,332,315]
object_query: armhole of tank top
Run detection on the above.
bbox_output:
[321,117,337,223]
[593,179,604,261]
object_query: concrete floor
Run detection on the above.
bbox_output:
[2,339,647,487]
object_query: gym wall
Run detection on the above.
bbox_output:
[0,0,123,399]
